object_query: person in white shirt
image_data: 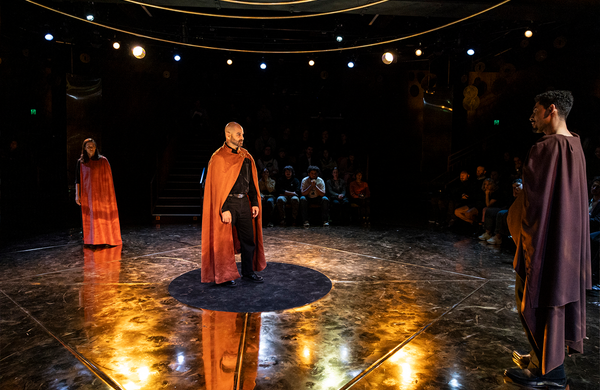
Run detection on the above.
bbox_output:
[300,165,329,227]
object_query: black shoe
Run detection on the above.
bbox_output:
[503,367,567,389]
[512,351,531,369]
[219,280,237,287]
[242,273,264,283]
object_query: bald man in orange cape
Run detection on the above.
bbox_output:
[201,122,266,286]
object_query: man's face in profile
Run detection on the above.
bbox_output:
[460,172,469,182]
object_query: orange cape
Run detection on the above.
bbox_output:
[201,144,266,283]
[80,156,122,245]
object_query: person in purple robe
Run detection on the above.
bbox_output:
[505,90,591,389]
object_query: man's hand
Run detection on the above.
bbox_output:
[462,194,469,199]
[75,197,81,206]
[222,210,232,224]
[338,194,344,200]
[252,206,259,218]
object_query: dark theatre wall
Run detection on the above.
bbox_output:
[2,9,600,238]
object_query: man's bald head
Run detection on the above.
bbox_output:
[224,122,244,149]
[225,122,243,135]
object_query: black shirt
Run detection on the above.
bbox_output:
[222,144,258,211]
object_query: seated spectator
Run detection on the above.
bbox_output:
[319,149,337,179]
[455,177,499,226]
[276,166,300,226]
[256,145,279,178]
[444,170,477,227]
[297,146,317,178]
[298,129,312,157]
[254,126,276,155]
[275,147,293,172]
[349,171,371,226]
[339,153,357,184]
[589,176,600,287]
[326,167,350,225]
[480,178,522,245]
[258,168,276,227]
[315,130,332,156]
[300,165,329,227]
[475,165,487,182]
[277,127,295,158]
[335,132,351,162]
[511,156,523,180]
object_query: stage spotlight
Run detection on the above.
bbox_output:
[113,42,121,50]
[132,46,146,59]
[382,52,394,65]
[347,61,354,68]
[308,60,315,66]
[174,54,181,62]
[524,30,533,38]
[260,62,267,70]
[415,48,423,57]
[45,33,54,41]
[336,36,343,43]
[467,49,475,56]
[86,14,94,21]
[227,59,233,65]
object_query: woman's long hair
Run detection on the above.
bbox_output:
[79,138,100,163]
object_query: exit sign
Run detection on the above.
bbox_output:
[31,109,37,115]
[493,119,500,125]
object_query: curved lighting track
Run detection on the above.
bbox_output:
[219,0,318,5]
[122,0,388,19]
[26,0,511,54]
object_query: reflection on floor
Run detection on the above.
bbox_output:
[0,224,598,389]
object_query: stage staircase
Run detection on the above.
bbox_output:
[151,143,212,221]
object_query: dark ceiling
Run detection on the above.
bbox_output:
[6,0,599,65]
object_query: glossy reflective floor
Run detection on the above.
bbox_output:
[1,224,598,389]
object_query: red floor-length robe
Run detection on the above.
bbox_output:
[80,156,122,245]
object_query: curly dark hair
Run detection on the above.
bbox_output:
[79,138,100,163]
[307,165,320,176]
[534,90,574,119]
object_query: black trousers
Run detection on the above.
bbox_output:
[224,196,256,276]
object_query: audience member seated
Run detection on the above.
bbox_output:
[256,145,279,178]
[475,165,487,182]
[339,153,357,184]
[277,127,295,158]
[349,171,371,226]
[319,149,337,179]
[455,177,498,226]
[511,156,523,180]
[276,147,293,171]
[254,127,276,155]
[480,178,522,245]
[297,146,317,178]
[298,129,312,157]
[335,132,351,163]
[300,165,329,227]
[315,130,332,156]
[258,168,276,228]
[276,166,300,226]
[326,167,350,225]
[444,170,477,227]
[589,176,600,288]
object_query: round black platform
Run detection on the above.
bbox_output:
[168,262,332,312]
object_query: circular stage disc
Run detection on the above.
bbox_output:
[168,262,332,312]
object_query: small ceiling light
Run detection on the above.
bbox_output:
[260,62,267,70]
[467,49,475,56]
[347,61,354,68]
[336,36,343,43]
[227,59,233,65]
[415,48,423,57]
[132,46,146,59]
[524,30,533,38]
[113,42,121,50]
[308,60,315,66]
[86,14,95,21]
[382,52,394,65]
[174,54,181,62]
[45,33,54,41]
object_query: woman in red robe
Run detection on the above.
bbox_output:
[75,138,122,246]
